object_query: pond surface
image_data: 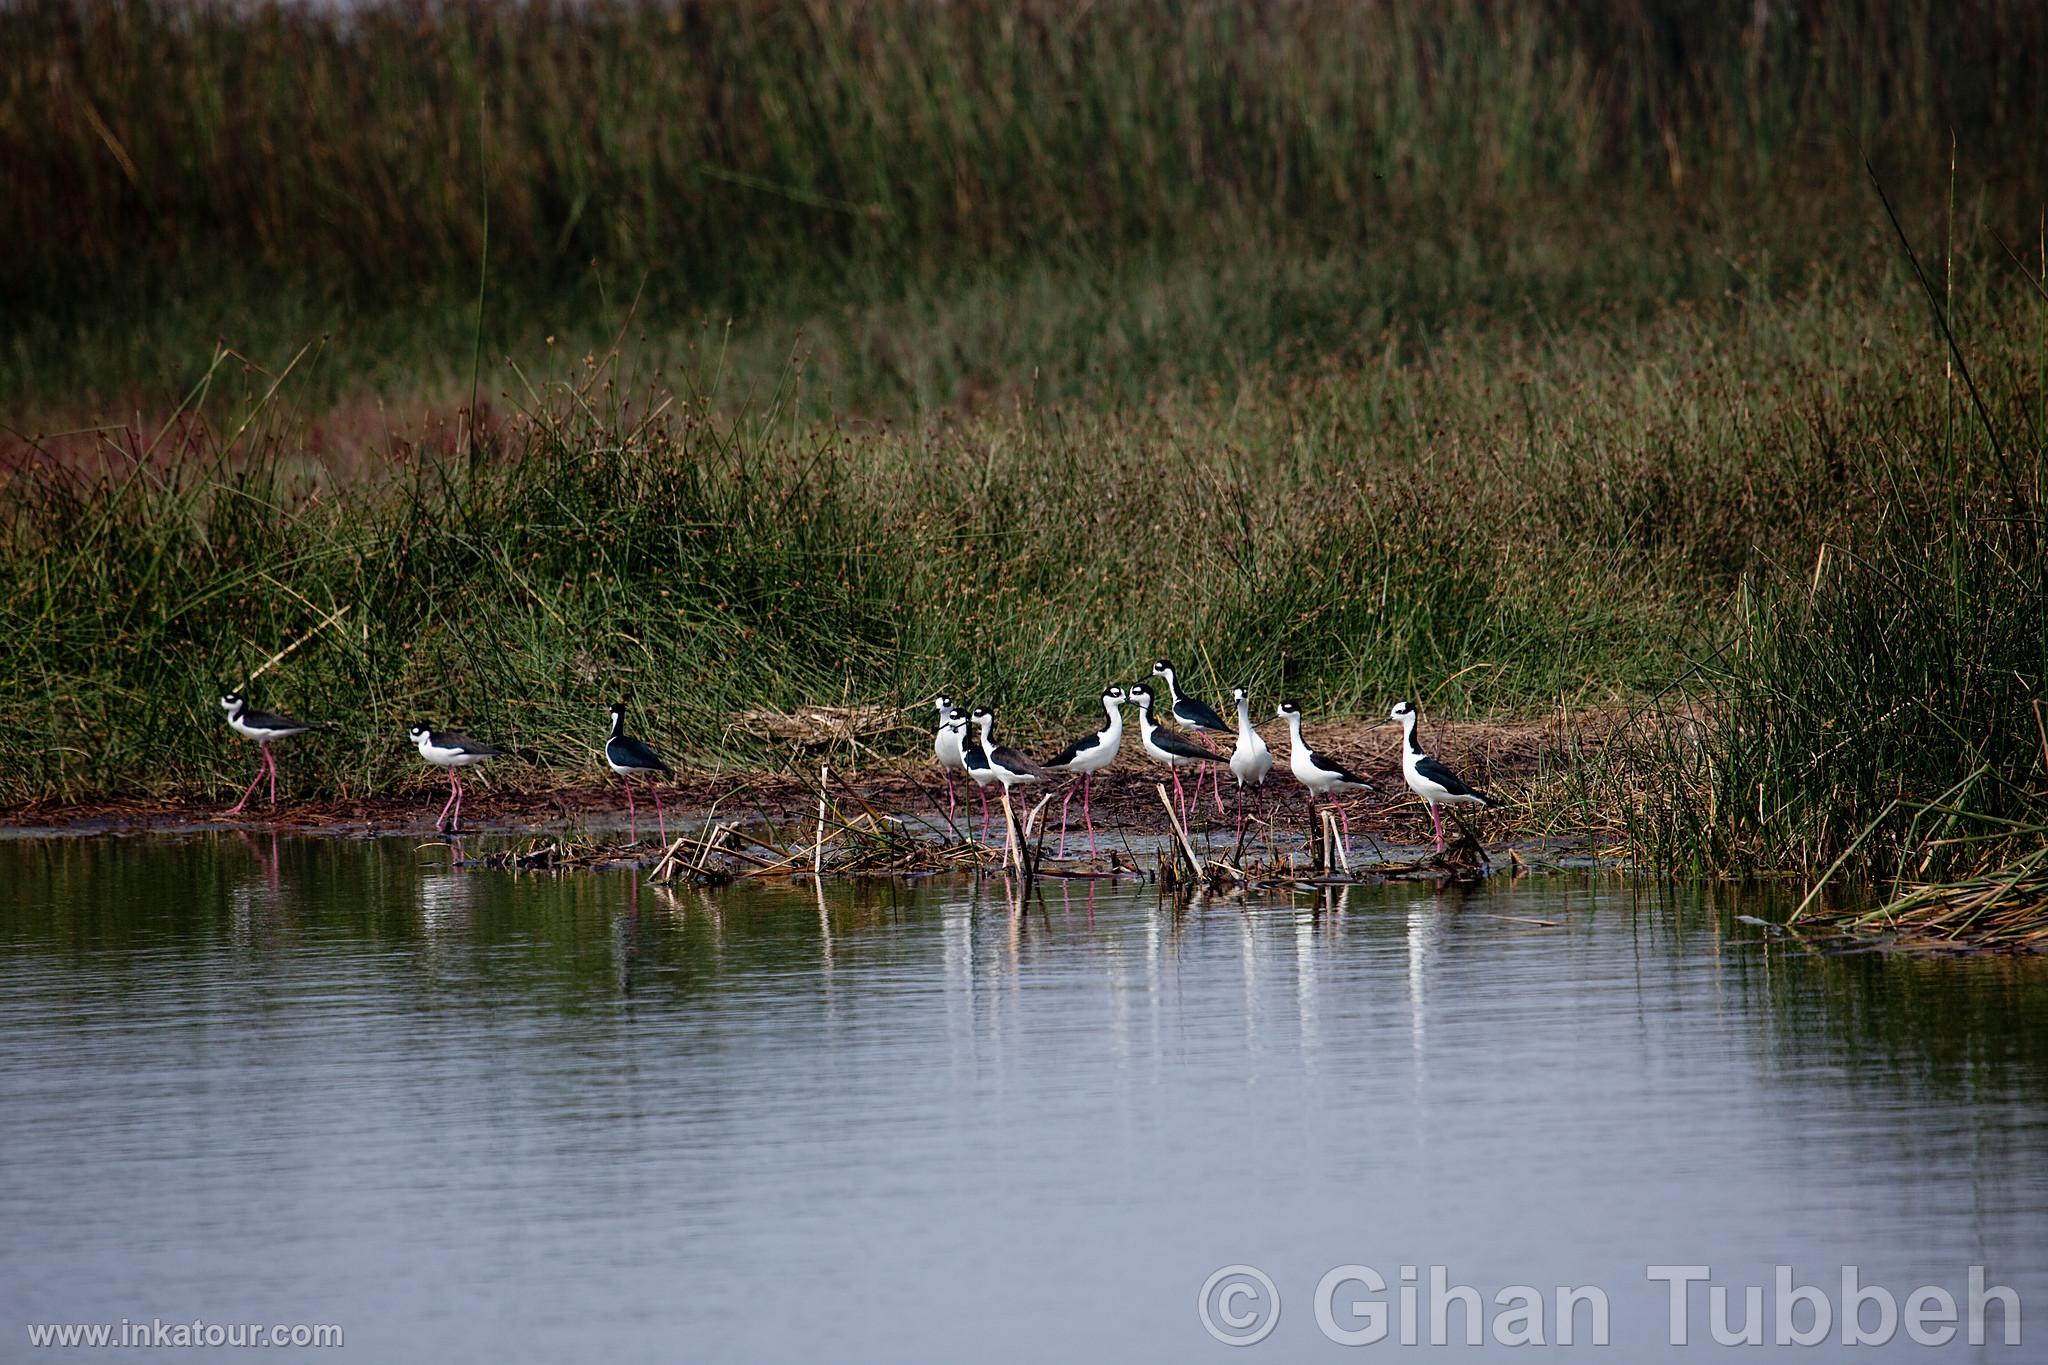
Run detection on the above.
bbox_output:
[1,835,2044,1361]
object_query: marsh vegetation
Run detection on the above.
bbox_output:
[2,2,2043,931]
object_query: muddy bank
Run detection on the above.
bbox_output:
[0,715,1584,842]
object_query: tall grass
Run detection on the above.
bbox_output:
[14,0,2040,298]
[3,257,2040,807]
[5,0,2047,413]
[1587,236,2047,885]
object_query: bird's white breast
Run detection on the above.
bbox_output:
[1232,731,1272,784]
[417,739,484,767]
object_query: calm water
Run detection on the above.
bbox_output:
[2,835,2044,1361]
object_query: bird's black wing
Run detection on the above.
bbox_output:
[606,734,673,773]
[242,707,318,733]
[992,743,1047,777]
[1154,727,1226,762]
[1308,749,1371,786]
[1044,731,1103,770]
[1415,753,1489,803]
[437,732,506,757]
[1175,697,1231,732]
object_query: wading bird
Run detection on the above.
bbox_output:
[409,724,506,833]
[1129,683,1226,832]
[959,709,997,844]
[1227,686,1273,846]
[972,709,1045,856]
[1389,700,1494,853]
[219,691,321,815]
[1043,685,1127,859]
[605,701,673,844]
[1276,700,1374,864]
[932,694,968,823]
[1151,659,1230,814]
[969,708,1033,778]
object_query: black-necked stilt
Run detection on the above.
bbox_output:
[1151,658,1231,814]
[971,706,1044,858]
[1128,682,1225,831]
[1043,685,1127,859]
[409,724,505,832]
[605,701,673,844]
[1276,699,1374,862]
[218,691,320,815]
[932,694,968,823]
[1389,700,1495,853]
[1227,685,1274,845]
[958,708,997,843]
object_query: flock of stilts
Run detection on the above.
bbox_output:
[220,692,675,837]
[218,657,1494,863]
[933,659,1493,866]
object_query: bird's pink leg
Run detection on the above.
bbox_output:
[1084,773,1098,859]
[1209,762,1225,815]
[623,778,637,841]
[437,770,459,831]
[1171,768,1189,831]
[264,744,280,808]
[1058,780,1077,859]
[1430,804,1444,853]
[979,785,990,845]
[946,773,957,823]
[227,749,266,816]
[1235,783,1245,846]
[652,783,667,844]
[1338,803,1353,866]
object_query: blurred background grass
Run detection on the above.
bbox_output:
[5,0,2044,418]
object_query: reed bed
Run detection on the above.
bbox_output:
[3,259,2029,811]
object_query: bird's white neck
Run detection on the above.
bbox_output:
[1236,695,1254,738]
[1100,695,1124,737]
[1157,669,1183,703]
[977,714,995,744]
[1399,711,1422,754]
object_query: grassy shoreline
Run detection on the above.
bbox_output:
[4,1,2043,932]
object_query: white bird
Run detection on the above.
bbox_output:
[1043,685,1127,860]
[1151,658,1230,814]
[1389,700,1495,853]
[932,693,968,823]
[1276,699,1374,864]
[218,690,321,815]
[1227,685,1273,845]
[958,708,998,844]
[604,701,673,845]
[408,723,506,833]
[1128,682,1226,832]
[971,707,1044,858]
